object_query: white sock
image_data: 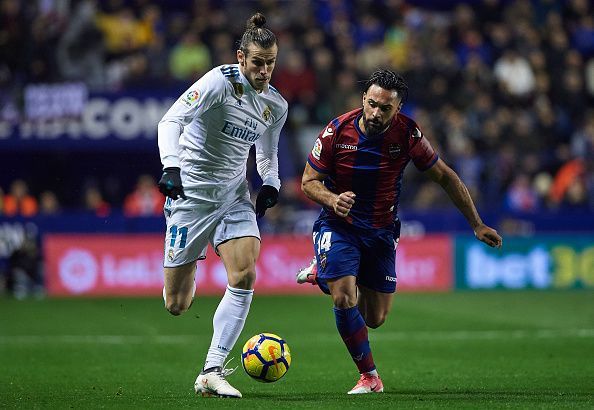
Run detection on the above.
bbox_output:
[203,285,253,370]
[365,369,379,377]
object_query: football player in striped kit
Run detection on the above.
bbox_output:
[298,69,502,394]
[157,13,288,398]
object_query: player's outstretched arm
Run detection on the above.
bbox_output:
[301,163,355,218]
[425,158,502,249]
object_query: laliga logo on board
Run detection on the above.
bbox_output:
[58,249,98,294]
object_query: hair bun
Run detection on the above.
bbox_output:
[247,12,266,29]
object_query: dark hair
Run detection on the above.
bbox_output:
[364,69,408,105]
[238,13,277,55]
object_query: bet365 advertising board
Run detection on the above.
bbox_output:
[455,235,594,290]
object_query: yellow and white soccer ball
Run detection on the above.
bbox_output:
[241,333,291,382]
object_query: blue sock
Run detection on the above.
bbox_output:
[334,306,376,373]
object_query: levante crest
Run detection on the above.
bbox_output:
[388,143,401,159]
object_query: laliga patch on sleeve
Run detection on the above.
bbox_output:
[312,138,322,160]
[180,89,201,107]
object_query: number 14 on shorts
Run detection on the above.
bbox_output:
[313,231,332,253]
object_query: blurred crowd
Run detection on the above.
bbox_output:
[0,176,164,217]
[1,0,594,220]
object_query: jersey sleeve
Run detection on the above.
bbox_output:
[307,121,336,174]
[408,124,439,171]
[255,103,288,190]
[157,68,226,169]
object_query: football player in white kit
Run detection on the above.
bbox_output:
[157,13,287,398]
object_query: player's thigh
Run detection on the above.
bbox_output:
[357,228,396,294]
[327,275,358,309]
[357,229,396,328]
[212,197,261,289]
[217,237,260,289]
[163,262,197,315]
[357,284,395,329]
[164,261,196,297]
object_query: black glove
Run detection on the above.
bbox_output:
[158,167,186,200]
[255,185,278,217]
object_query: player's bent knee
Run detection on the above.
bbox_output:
[165,299,191,316]
[332,293,357,309]
[365,318,385,329]
[228,268,256,290]
[365,313,387,329]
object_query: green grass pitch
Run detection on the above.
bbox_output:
[1,291,593,409]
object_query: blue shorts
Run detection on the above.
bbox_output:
[311,219,397,294]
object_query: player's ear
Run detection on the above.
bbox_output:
[237,49,245,66]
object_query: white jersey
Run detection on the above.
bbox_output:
[158,64,288,202]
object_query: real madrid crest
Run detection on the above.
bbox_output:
[262,106,271,122]
[232,82,244,99]
[167,248,175,262]
[388,143,401,159]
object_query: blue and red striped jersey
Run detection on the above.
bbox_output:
[307,108,438,229]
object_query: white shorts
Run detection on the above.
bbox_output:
[163,192,260,267]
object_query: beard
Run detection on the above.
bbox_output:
[362,115,386,137]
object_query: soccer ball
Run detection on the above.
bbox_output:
[241,333,291,382]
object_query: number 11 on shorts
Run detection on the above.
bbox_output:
[169,225,188,249]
